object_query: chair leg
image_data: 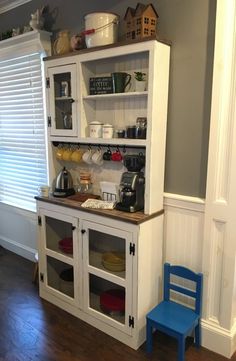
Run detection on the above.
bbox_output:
[178,336,185,361]
[146,319,153,353]
[195,322,201,348]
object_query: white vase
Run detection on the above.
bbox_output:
[135,80,146,92]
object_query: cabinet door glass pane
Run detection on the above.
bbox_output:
[47,256,74,298]
[88,229,126,278]
[89,274,125,324]
[54,72,73,130]
[45,216,73,257]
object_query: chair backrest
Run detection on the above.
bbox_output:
[163,263,203,315]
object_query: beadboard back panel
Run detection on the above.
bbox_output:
[163,193,205,272]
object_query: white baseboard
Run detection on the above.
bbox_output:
[0,236,36,262]
[201,319,236,358]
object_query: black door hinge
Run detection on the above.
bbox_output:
[129,243,135,255]
[40,273,44,282]
[46,77,50,88]
[38,216,42,226]
[129,316,134,328]
[47,116,51,127]
[81,229,86,234]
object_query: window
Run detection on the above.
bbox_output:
[0,31,51,212]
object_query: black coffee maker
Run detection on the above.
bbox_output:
[115,154,145,213]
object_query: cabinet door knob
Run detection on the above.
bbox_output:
[72,226,76,231]
[69,98,75,103]
[81,229,86,234]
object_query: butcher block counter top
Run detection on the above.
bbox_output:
[35,194,164,225]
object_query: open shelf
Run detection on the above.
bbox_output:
[83,91,148,101]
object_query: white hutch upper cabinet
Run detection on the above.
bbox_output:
[45,62,79,137]
[44,39,170,214]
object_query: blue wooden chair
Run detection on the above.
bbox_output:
[146,263,203,361]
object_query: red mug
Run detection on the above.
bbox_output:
[111,150,123,161]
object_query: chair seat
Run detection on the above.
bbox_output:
[147,300,199,335]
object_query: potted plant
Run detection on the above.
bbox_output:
[134,71,146,92]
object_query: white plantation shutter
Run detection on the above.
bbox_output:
[0,51,48,211]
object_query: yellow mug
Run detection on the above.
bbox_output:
[62,148,72,161]
[71,148,83,163]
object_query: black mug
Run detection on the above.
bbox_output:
[103,149,112,161]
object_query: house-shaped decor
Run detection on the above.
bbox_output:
[124,3,159,40]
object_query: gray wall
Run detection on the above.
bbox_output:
[0,0,216,198]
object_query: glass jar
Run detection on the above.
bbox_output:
[136,117,147,139]
[78,169,93,193]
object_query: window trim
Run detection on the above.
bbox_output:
[0,30,51,60]
[0,0,32,14]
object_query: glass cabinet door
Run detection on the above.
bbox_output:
[82,220,134,335]
[47,64,78,136]
[39,209,80,306]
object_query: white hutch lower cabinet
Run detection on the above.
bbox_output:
[36,197,164,349]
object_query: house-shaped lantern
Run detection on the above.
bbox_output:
[124,3,159,40]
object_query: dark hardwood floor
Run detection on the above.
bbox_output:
[0,245,235,361]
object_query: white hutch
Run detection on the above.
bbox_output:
[36,38,170,349]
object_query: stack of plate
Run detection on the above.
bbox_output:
[100,289,125,315]
[102,252,125,272]
[58,237,73,254]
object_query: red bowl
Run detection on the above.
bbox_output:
[100,289,125,314]
[58,237,73,254]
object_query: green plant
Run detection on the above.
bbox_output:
[134,71,146,81]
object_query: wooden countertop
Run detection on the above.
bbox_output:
[43,36,171,62]
[35,195,164,225]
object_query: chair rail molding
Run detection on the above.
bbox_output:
[0,0,31,14]
[202,0,236,358]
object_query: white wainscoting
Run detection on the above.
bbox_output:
[0,194,206,267]
[163,193,205,271]
[0,202,37,261]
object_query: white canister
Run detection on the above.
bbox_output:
[84,12,119,48]
[89,121,103,138]
[102,124,114,139]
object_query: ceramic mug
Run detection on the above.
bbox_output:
[82,149,93,164]
[111,72,131,93]
[103,148,112,161]
[56,146,64,160]
[92,149,103,166]
[111,149,123,161]
[38,185,50,197]
[62,147,72,161]
[71,148,83,163]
